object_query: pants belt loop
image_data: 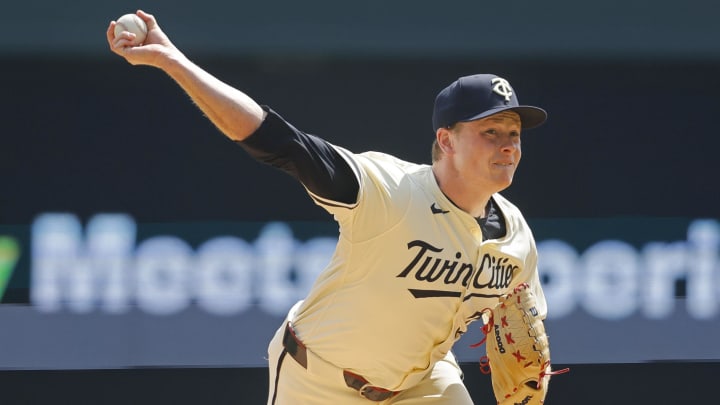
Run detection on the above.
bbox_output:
[282,322,308,369]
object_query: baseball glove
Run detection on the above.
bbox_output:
[472,283,568,404]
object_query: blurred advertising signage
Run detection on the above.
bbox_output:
[30,213,720,321]
[0,236,20,301]
[31,214,335,317]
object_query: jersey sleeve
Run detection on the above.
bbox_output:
[236,106,359,205]
[238,107,415,240]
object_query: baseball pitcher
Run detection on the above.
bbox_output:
[108,10,565,404]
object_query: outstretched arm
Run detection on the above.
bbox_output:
[107,10,359,204]
[106,10,265,141]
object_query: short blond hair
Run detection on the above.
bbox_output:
[431,123,457,163]
[431,139,442,163]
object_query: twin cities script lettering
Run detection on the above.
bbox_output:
[396,240,518,299]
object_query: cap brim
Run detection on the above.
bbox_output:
[461,105,547,130]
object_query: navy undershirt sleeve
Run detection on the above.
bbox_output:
[236,107,359,205]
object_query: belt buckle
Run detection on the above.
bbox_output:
[358,383,394,402]
[344,369,396,402]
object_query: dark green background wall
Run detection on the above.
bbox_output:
[2,56,718,224]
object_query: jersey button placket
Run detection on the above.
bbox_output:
[469,224,483,244]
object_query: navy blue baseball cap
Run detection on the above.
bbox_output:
[432,74,547,132]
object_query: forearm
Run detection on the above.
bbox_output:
[159,53,265,141]
[109,11,265,141]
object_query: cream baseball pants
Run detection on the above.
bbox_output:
[266,303,475,405]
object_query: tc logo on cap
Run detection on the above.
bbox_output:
[491,78,513,102]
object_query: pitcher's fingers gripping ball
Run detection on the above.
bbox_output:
[113,13,147,45]
[479,283,569,405]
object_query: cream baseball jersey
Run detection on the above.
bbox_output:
[291,148,547,392]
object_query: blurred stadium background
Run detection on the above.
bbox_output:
[1,0,719,403]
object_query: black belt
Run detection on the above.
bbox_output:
[282,322,399,402]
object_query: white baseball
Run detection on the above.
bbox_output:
[114,13,147,45]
